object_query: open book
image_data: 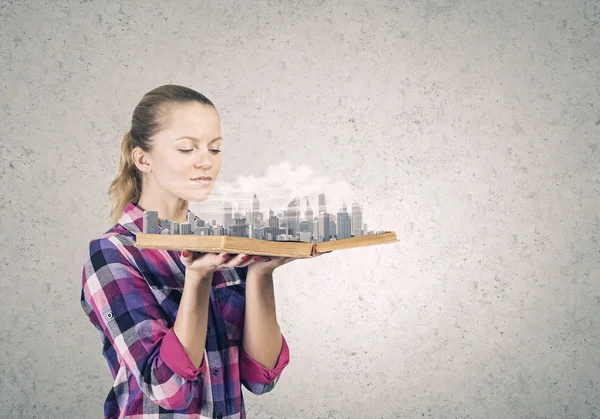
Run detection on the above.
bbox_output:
[134,231,399,258]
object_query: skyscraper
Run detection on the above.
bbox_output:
[318,193,326,214]
[230,216,248,238]
[223,201,232,229]
[251,194,260,227]
[286,197,300,237]
[329,216,336,239]
[351,202,363,237]
[268,211,279,240]
[305,198,313,234]
[299,220,309,232]
[318,212,330,241]
[312,216,319,241]
[143,211,158,234]
[337,204,352,239]
[187,211,195,226]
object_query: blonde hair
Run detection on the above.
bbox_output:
[106,85,216,225]
[107,128,141,224]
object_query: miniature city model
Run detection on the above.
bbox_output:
[135,210,400,258]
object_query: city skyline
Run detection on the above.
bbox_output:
[193,191,370,242]
[146,191,378,243]
[191,190,362,228]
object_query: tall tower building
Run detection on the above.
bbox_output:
[223,202,233,229]
[286,197,300,237]
[329,216,336,239]
[143,211,158,234]
[318,212,330,241]
[230,216,249,238]
[268,211,279,240]
[251,194,260,227]
[305,198,313,235]
[318,193,327,214]
[351,202,363,237]
[337,203,352,239]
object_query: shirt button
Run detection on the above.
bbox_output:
[213,368,219,376]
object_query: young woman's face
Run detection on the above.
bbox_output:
[146,102,222,203]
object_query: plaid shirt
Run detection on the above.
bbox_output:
[81,202,290,419]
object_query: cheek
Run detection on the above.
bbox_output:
[153,156,189,181]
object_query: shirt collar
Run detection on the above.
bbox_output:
[117,202,148,234]
[118,202,196,235]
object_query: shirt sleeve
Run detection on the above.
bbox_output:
[239,334,290,395]
[81,237,207,410]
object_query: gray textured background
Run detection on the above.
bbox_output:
[1,0,599,418]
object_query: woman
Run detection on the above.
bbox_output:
[81,85,297,418]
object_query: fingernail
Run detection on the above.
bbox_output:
[253,257,260,261]
[241,255,248,261]
[222,254,229,258]
[182,251,189,257]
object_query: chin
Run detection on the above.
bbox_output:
[180,190,213,203]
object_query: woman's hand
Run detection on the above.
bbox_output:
[247,251,331,276]
[247,256,296,276]
[180,251,257,279]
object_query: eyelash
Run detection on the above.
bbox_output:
[179,149,221,154]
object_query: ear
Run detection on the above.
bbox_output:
[131,146,152,173]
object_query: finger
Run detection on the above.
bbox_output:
[180,250,194,265]
[220,253,250,269]
[216,252,233,265]
[181,250,208,265]
[234,254,254,268]
[198,252,226,270]
[250,255,271,263]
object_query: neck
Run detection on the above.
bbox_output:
[137,192,189,224]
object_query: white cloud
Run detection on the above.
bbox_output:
[190,162,359,223]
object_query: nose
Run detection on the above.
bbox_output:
[193,149,213,169]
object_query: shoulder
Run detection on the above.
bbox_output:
[81,227,154,310]
[82,224,139,279]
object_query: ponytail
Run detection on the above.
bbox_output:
[107,128,142,225]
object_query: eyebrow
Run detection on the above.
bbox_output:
[175,136,222,143]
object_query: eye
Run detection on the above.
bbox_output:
[210,149,222,155]
[178,149,193,153]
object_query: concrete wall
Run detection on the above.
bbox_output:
[1,0,598,417]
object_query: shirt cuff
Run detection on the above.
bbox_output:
[240,334,290,384]
[159,328,207,381]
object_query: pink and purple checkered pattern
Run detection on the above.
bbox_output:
[81,202,290,418]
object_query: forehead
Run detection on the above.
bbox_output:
[158,102,221,139]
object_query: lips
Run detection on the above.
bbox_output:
[191,176,213,186]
